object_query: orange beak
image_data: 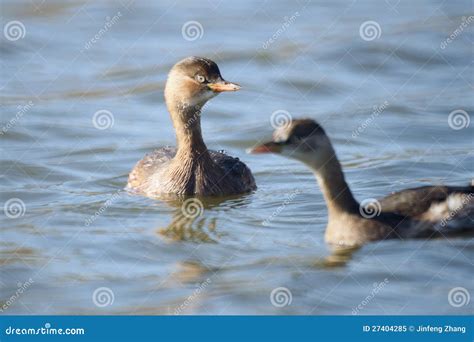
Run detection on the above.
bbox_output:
[207,81,241,92]
[248,141,283,154]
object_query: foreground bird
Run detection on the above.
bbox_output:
[127,57,256,197]
[250,119,473,246]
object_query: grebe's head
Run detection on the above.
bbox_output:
[165,56,240,111]
[249,119,334,169]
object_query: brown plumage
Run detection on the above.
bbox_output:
[250,118,473,246]
[127,57,256,197]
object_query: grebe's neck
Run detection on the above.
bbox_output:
[170,105,209,159]
[311,151,359,218]
[164,103,218,195]
[164,70,211,160]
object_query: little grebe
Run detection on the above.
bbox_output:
[250,119,473,246]
[127,57,256,197]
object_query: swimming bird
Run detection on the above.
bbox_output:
[127,57,256,197]
[250,118,473,246]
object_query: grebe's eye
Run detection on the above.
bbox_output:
[196,75,206,83]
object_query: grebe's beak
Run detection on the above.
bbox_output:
[248,141,283,154]
[207,80,241,92]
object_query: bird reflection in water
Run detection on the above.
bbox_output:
[159,211,220,243]
[156,195,249,243]
[315,245,361,268]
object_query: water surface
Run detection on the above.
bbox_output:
[1,0,473,315]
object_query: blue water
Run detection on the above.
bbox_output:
[1,0,473,315]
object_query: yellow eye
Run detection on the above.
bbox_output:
[196,75,206,83]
